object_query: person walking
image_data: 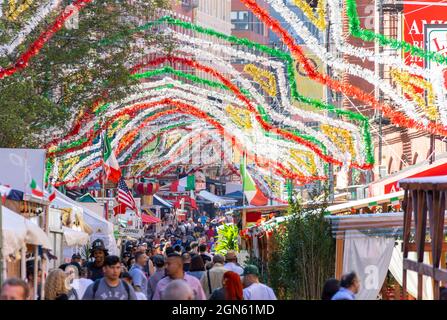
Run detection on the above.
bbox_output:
[161,280,195,300]
[82,255,137,300]
[148,255,166,300]
[66,266,93,300]
[121,272,147,300]
[86,239,109,281]
[331,272,360,300]
[200,254,228,299]
[242,265,276,300]
[44,269,69,300]
[199,244,212,264]
[210,271,244,301]
[1,278,30,300]
[182,252,192,272]
[321,278,340,300]
[129,252,149,299]
[152,254,206,300]
[59,253,82,275]
[224,251,243,275]
[187,255,206,280]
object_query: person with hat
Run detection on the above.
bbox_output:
[242,265,276,300]
[86,239,109,281]
[59,253,82,275]
[224,251,244,276]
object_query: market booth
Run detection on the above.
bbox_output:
[2,205,52,299]
[51,190,119,256]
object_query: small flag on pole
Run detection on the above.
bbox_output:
[117,178,139,216]
[30,179,44,197]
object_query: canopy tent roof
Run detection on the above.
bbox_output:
[219,204,289,212]
[2,206,51,256]
[368,153,447,196]
[326,211,447,239]
[77,192,97,203]
[62,227,90,247]
[141,211,161,224]
[197,190,237,206]
[224,191,244,200]
[153,194,173,208]
[326,191,404,215]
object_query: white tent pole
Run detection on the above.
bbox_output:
[33,246,38,300]
[21,245,26,280]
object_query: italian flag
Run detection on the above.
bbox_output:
[102,131,121,184]
[190,190,197,209]
[30,179,44,197]
[391,197,400,209]
[169,175,196,192]
[368,201,378,211]
[48,185,56,202]
[240,154,268,206]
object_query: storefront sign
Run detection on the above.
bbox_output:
[403,0,447,67]
[120,227,144,238]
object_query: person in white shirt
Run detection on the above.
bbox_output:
[65,265,93,300]
[224,251,244,275]
[242,265,277,300]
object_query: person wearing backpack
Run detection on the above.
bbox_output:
[82,255,137,300]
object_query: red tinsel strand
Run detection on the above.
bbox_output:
[0,0,92,80]
[240,0,447,137]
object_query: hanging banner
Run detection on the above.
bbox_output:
[343,230,395,300]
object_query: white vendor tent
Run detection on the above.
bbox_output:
[51,190,118,255]
[198,190,237,207]
[62,227,89,247]
[2,206,51,257]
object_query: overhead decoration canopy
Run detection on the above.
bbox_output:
[4,1,447,193]
[43,15,374,193]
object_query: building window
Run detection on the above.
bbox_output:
[231,11,249,30]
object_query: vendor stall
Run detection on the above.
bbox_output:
[51,190,118,256]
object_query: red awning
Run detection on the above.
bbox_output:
[141,212,161,224]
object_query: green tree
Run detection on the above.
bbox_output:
[268,186,335,300]
[0,0,171,147]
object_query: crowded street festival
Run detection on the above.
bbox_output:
[2,0,447,306]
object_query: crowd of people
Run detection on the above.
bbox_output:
[0,212,277,301]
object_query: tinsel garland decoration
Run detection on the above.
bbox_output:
[243,64,278,97]
[129,56,349,168]
[56,100,326,188]
[0,0,92,79]
[240,0,447,138]
[0,0,62,57]
[320,124,357,160]
[292,0,326,30]
[46,16,373,165]
[390,69,439,122]
[7,0,34,21]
